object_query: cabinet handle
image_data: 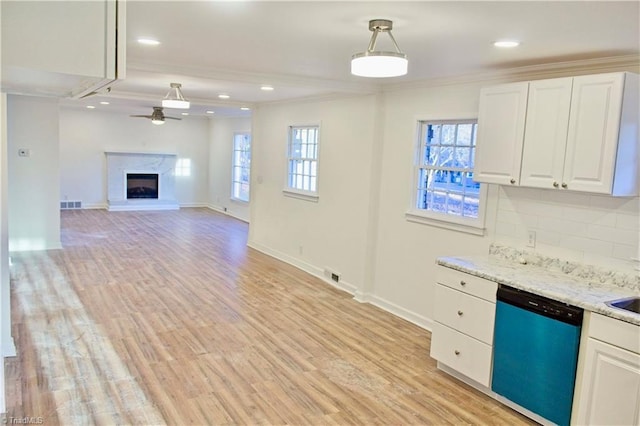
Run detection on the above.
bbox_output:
[454,350,460,355]
[510,178,516,184]
[457,310,463,316]
[460,280,466,286]
[553,181,559,188]
[561,183,568,189]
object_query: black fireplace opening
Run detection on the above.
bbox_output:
[127,173,159,199]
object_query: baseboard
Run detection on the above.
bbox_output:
[206,204,249,223]
[2,337,16,358]
[360,292,433,331]
[246,240,434,331]
[180,203,208,208]
[247,240,357,295]
[80,203,108,210]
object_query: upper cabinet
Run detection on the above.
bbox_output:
[1,0,126,99]
[475,72,639,196]
[474,82,529,186]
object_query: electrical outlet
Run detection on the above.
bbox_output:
[18,148,30,157]
[527,230,536,248]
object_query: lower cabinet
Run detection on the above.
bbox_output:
[574,313,640,425]
[430,266,497,387]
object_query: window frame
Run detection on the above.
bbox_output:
[283,123,321,202]
[406,117,487,235]
[231,132,251,203]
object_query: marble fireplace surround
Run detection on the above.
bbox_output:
[105,151,179,211]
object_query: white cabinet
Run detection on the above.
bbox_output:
[474,82,529,186]
[574,313,640,425]
[476,72,639,196]
[1,0,126,98]
[430,266,497,387]
[564,73,638,195]
[520,77,573,189]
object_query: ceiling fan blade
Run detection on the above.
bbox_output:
[164,117,182,120]
[130,115,153,118]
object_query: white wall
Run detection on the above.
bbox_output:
[371,82,495,327]
[59,107,210,208]
[7,95,61,251]
[249,65,640,330]
[208,116,251,222]
[249,95,378,292]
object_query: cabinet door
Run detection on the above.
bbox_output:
[474,82,529,185]
[575,338,640,425]
[520,78,573,189]
[563,73,625,193]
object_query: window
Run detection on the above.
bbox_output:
[286,125,319,197]
[175,158,191,177]
[408,119,485,233]
[232,133,251,202]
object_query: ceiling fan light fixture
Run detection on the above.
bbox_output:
[151,118,165,125]
[351,19,408,78]
[162,83,190,109]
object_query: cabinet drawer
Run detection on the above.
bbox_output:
[434,284,496,344]
[430,322,493,387]
[588,312,640,354]
[436,266,497,302]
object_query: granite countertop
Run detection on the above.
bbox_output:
[436,245,640,326]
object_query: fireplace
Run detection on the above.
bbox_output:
[126,173,159,199]
[106,151,179,211]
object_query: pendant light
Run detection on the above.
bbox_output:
[162,83,190,109]
[351,19,408,78]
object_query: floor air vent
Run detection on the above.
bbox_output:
[60,201,82,210]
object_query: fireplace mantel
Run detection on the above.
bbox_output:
[105,151,179,211]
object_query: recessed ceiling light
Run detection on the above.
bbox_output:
[218,94,230,99]
[86,105,96,109]
[260,85,274,91]
[100,101,110,105]
[494,40,520,48]
[240,107,250,111]
[206,110,215,114]
[137,38,160,46]
[181,112,189,116]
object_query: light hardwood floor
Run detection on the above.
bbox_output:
[4,208,535,425]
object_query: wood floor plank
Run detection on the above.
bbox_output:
[4,208,536,425]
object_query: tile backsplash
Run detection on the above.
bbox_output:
[493,186,640,274]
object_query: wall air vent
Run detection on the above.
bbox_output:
[60,201,82,210]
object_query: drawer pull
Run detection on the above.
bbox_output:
[460,280,466,286]
[454,350,460,355]
[457,310,463,316]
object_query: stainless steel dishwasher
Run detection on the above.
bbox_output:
[492,285,584,426]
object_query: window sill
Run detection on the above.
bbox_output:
[282,189,319,203]
[230,197,249,204]
[405,210,485,236]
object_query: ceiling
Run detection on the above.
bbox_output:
[51,1,640,117]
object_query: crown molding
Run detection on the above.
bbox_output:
[382,54,640,92]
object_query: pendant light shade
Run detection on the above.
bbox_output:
[162,82,190,109]
[351,19,408,78]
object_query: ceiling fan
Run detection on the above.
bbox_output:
[130,106,181,125]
